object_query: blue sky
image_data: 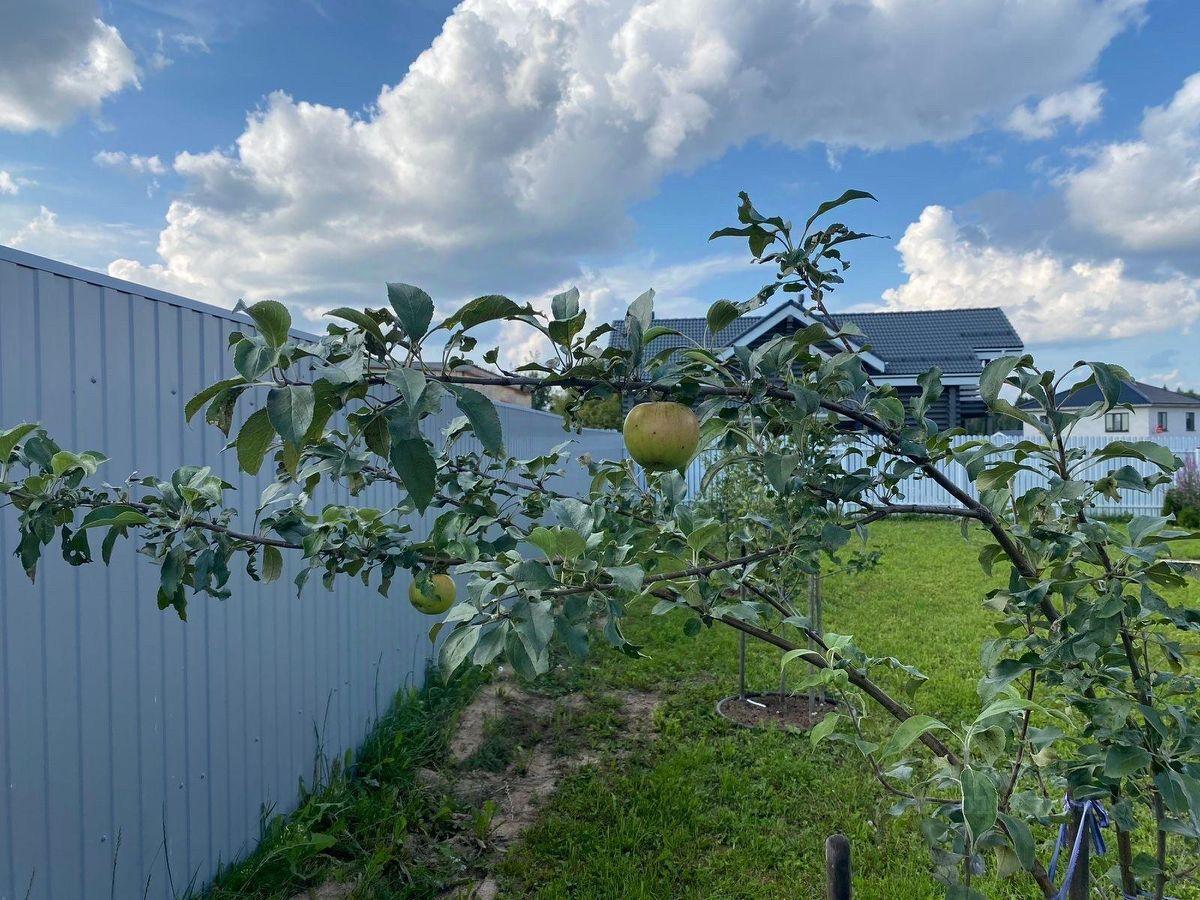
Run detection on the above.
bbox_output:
[2,0,1199,386]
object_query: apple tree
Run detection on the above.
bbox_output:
[1,191,1198,898]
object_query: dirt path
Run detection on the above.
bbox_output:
[292,673,659,900]
[435,675,660,898]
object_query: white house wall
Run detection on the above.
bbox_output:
[1022,404,1200,438]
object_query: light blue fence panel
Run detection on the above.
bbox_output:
[0,245,624,900]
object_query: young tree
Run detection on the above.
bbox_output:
[1,191,1196,898]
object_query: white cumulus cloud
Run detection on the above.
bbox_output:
[5,206,154,271]
[0,0,139,133]
[1063,71,1200,253]
[495,252,746,366]
[94,150,167,175]
[110,0,1144,310]
[880,205,1200,343]
[1006,82,1105,139]
[0,170,18,195]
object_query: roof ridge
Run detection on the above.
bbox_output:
[1125,381,1152,404]
[832,306,1008,316]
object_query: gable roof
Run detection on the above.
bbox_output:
[606,303,1022,376]
[1024,379,1200,410]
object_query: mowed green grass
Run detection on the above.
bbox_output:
[496,519,1200,899]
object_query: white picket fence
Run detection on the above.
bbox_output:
[683,434,1200,516]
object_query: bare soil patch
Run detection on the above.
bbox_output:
[716,692,839,730]
[437,674,660,897]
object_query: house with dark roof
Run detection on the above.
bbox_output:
[607,300,1023,431]
[1018,379,1200,438]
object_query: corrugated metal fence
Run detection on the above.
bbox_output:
[0,246,626,900]
[684,434,1200,515]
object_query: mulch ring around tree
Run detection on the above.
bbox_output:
[716,691,840,731]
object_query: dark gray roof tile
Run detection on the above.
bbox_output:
[607,304,1022,375]
[1020,379,1200,409]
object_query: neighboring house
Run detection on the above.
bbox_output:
[1019,379,1200,439]
[607,300,1023,431]
[401,361,532,406]
[446,362,533,407]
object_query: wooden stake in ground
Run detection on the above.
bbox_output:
[825,832,851,899]
[807,573,824,719]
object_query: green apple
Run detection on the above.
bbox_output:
[408,573,456,615]
[623,401,700,472]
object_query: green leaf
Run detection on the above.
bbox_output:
[237,299,291,348]
[443,294,523,331]
[386,283,435,340]
[79,504,150,530]
[1093,440,1176,470]
[185,378,245,422]
[0,423,38,462]
[1127,515,1171,548]
[626,289,654,332]
[1104,745,1151,778]
[881,714,947,758]
[998,812,1035,871]
[387,367,428,412]
[976,461,1030,492]
[236,408,275,475]
[233,338,277,381]
[551,286,580,321]
[447,384,504,455]
[261,545,283,583]
[960,768,998,840]
[548,310,587,347]
[513,559,556,589]
[390,436,436,512]
[440,624,480,675]
[1088,361,1128,408]
[605,565,644,592]
[50,451,80,476]
[809,712,846,747]
[804,189,876,232]
[979,356,1022,407]
[706,299,741,336]
[266,385,315,449]
[326,307,386,345]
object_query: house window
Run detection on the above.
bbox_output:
[1105,412,1129,433]
[1188,412,1196,432]
[1157,411,1169,433]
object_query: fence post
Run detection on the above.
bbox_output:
[825,833,851,899]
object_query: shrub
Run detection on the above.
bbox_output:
[1163,454,1200,527]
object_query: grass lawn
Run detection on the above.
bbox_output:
[207,519,1200,899]
[498,519,1200,899]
